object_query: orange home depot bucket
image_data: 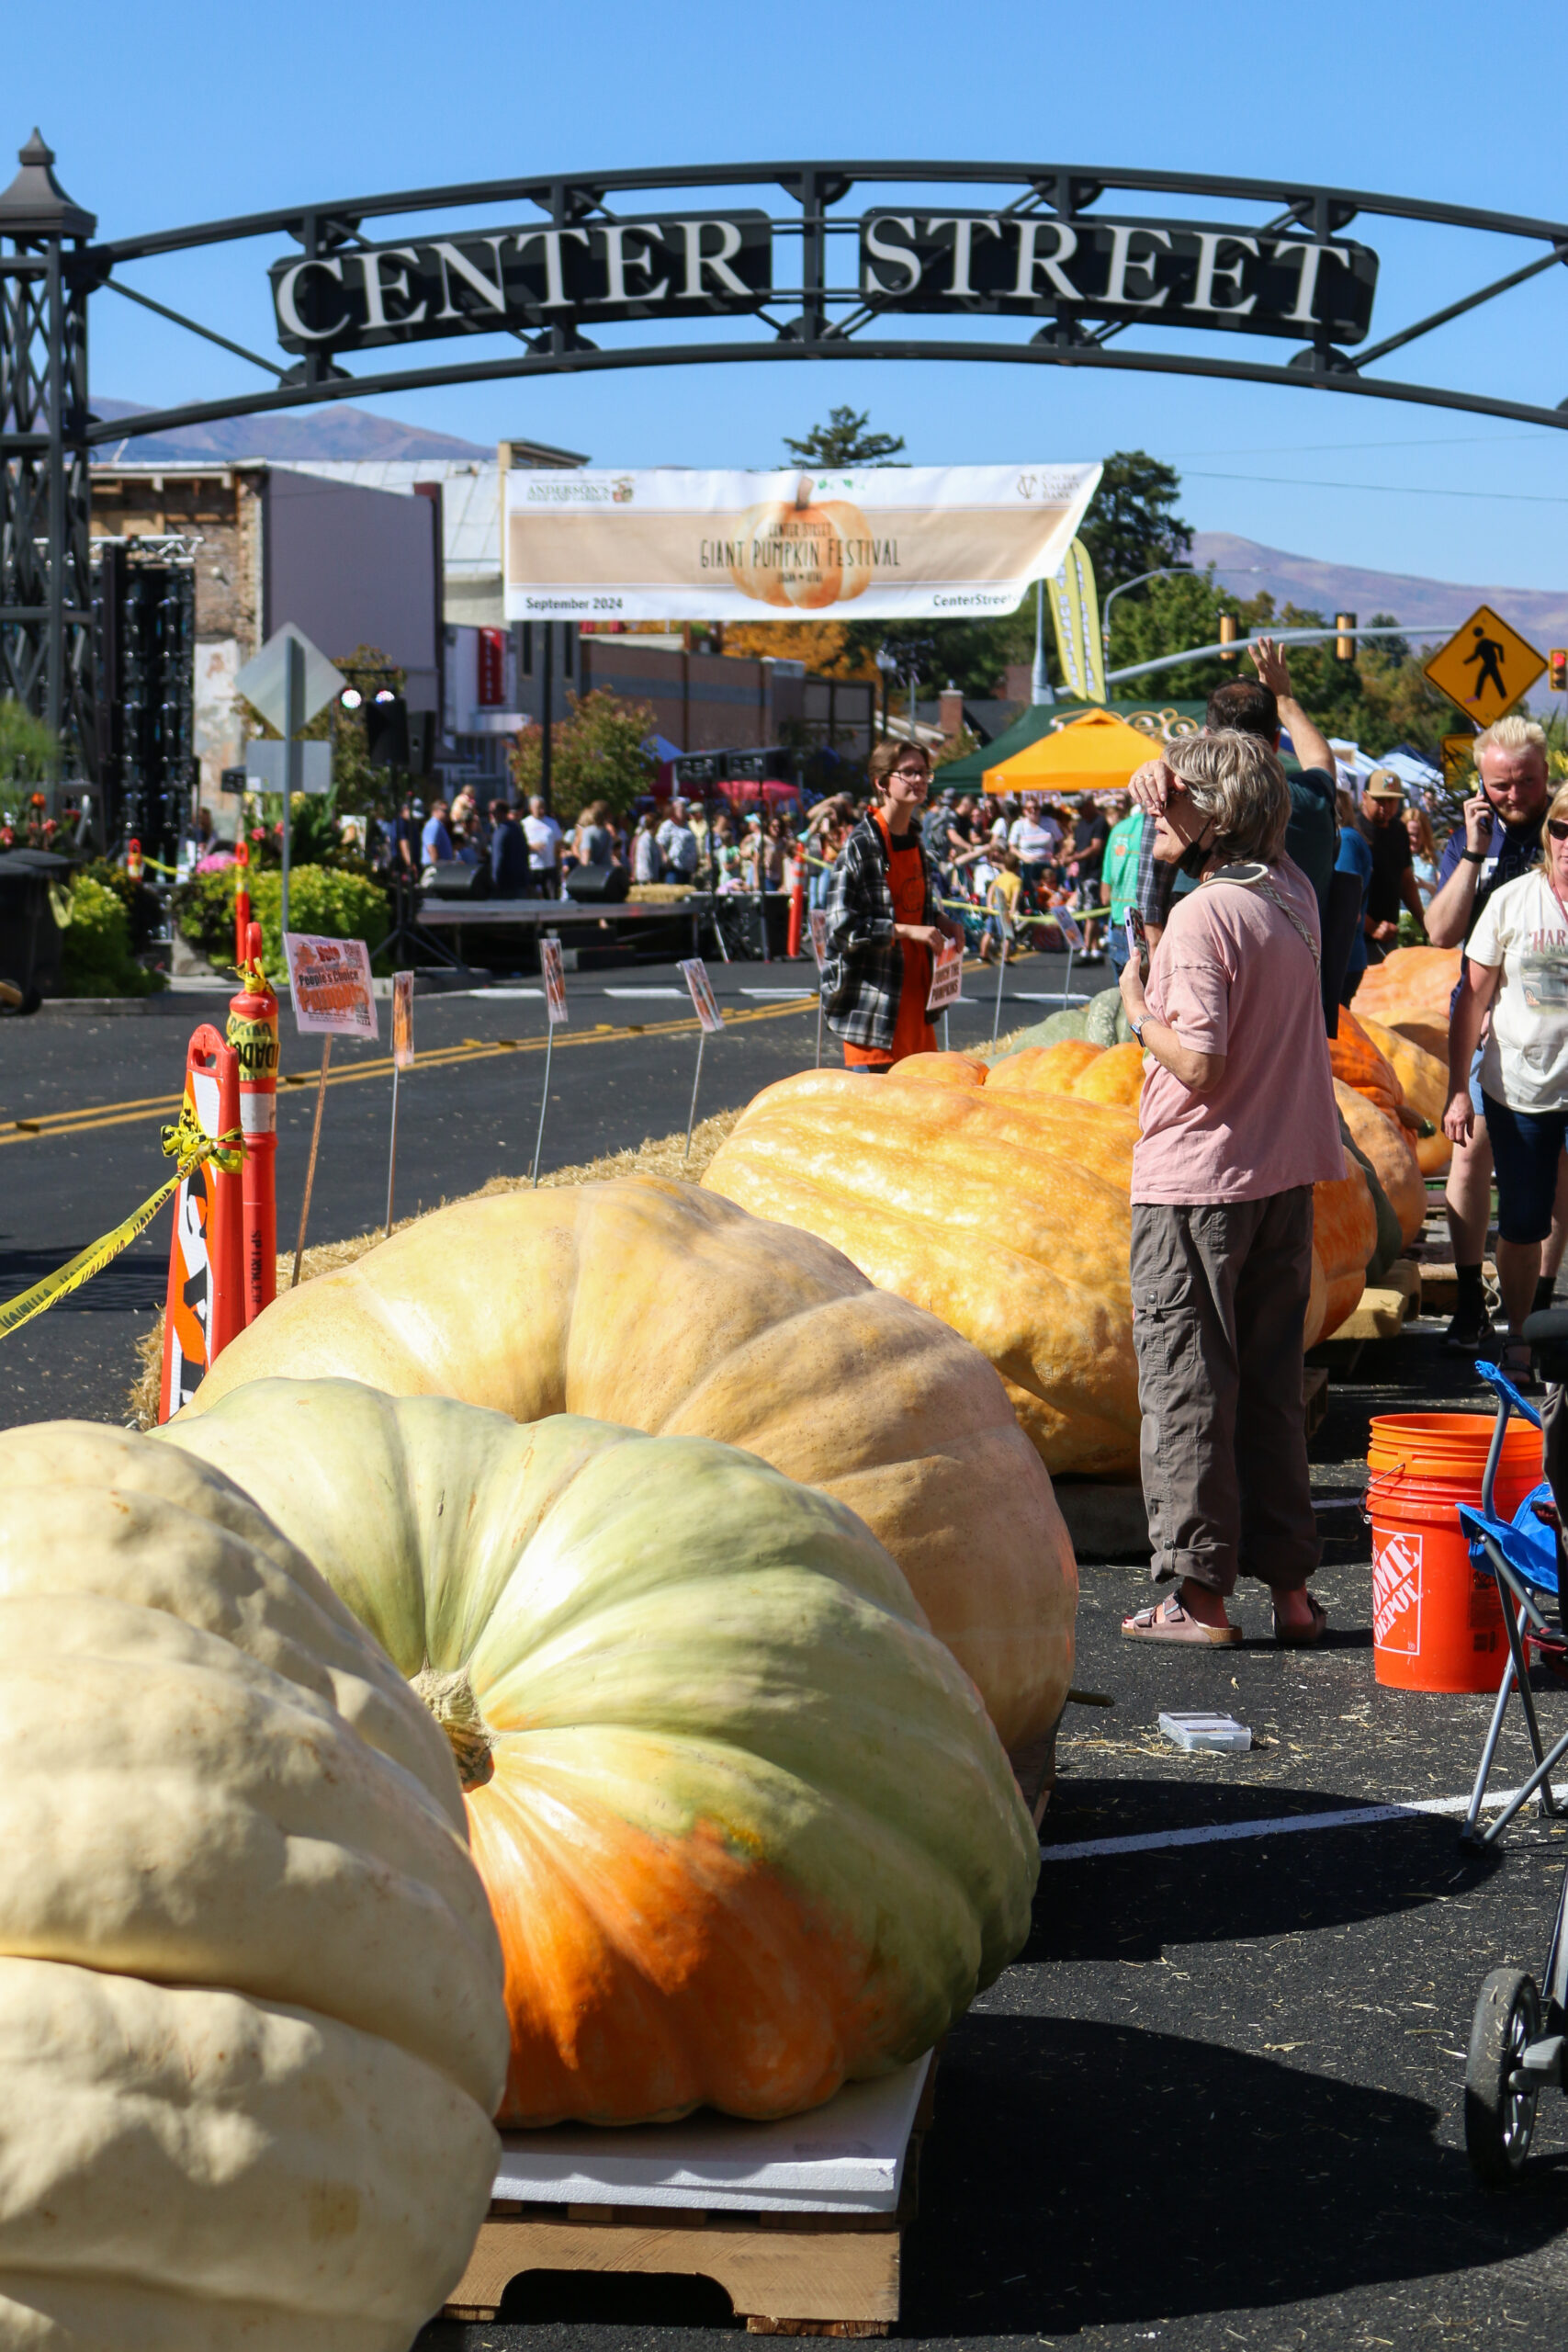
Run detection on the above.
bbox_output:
[1366,1413,1544,1692]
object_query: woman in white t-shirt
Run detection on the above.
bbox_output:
[1445,783,1568,1377]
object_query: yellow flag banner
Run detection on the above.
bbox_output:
[1048,537,1106,705]
[0,1110,244,1343]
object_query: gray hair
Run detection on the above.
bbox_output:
[1163,729,1292,865]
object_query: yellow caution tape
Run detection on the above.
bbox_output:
[0,1108,244,1342]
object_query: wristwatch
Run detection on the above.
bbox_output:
[1461,849,1486,864]
[1130,1014,1148,1047]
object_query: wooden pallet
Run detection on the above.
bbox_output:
[445,2069,936,2335]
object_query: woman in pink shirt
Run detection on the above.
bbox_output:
[1117,731,1344,1647]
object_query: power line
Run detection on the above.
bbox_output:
[1182,468,1568,506]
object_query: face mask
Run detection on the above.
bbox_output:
[1178,825,1215,878]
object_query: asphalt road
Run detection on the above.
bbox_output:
[9,960,1568,2346]
[0,947,1057,1430]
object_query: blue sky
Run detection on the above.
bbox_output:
[15,0,1568,593]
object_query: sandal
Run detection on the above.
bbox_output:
[1271,1593,1328,1648]
[1122,1595,1241,1646]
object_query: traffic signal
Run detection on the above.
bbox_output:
[364,692,410,770]
[406,710,436,777]
[1218,612,1238,663]
[1335,612,1358,663]
[1550,650,1568,693]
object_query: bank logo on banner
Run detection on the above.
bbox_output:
[1372,1529,1423,1655]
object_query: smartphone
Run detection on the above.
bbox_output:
[1123,907,1149,983]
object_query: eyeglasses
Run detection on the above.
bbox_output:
[1547,820,1568,842]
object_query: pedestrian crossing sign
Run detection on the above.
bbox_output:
[1424,605,1546,727]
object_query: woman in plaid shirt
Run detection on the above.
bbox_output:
[821,742,964,1070]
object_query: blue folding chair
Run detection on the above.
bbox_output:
[1457,1360,1564,1848]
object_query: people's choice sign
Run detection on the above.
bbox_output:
[505,463,1101,624]
[284,934,379,1040]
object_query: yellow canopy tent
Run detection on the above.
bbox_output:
[983,707,1158,797]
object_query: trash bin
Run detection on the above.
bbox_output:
[0,849,71,999]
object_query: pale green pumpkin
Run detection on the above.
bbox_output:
[162,1378,1039,2130]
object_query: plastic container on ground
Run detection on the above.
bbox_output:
[1159,1713,1253,1753]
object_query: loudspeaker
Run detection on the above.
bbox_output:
[406,710,436,776]
[564,863,629,903]
[422,862,491,900]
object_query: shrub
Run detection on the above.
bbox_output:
[248,866,389,976]
[58,876,164,997]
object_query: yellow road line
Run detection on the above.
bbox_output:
[0,996,820,1154]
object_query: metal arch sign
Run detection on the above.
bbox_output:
[268,206,1376,356]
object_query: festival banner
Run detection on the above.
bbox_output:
[505,462,1102,623]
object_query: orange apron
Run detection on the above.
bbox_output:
[845,812,937,1069]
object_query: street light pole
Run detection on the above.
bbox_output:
[1031,579,1054,706]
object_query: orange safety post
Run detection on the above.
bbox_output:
[158,1025,244,1423]
[233,840,251,972]
[126,837,143,884]
[786,854,806,960]
[227,922,278,1325]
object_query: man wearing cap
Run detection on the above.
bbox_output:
[1424,715,1562,1351]
[1357,770,1426,949]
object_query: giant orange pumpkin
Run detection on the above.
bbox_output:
[728,475,874,611]
[1352,945,1461,1061]
[182,1179,1073,1760]
[705,1054,1375,1464]
[1357,1013,1453,1178]
[1334,1079,1427,1249]
[705,1069,1142,1477]
[1329,1009,1404,1124]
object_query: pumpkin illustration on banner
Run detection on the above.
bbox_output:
[728,474,874,611]
[162,1384,1040,2132]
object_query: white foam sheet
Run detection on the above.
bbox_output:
[492,2054,931,2213]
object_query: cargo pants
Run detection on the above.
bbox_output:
[1131,1187,1320,1597]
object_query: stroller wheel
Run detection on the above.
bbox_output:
[1465,1968,1541,2187]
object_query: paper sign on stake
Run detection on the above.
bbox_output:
[1055,906,1086,955]
[807,909,830,972]
[284,934,379,1041]
[926,942,964,1014]
[680,957,725,1035]
[540,936,570,1026]
[391,970,415,1071]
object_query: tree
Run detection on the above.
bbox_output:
[508,689,656,825]
[0,698,60,788]
[1077,451,1192,592]
[782,407,907,469]
[721,620,876,679]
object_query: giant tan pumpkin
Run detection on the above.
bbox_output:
[164,1385,1039,2133]
[1352,945,1461,1061]
[0,1420,506,2352]
[705,1068,1142,1479]
[184,1178,1072,1758]
[728,476,874,611]
[1334,1079,1427,1250]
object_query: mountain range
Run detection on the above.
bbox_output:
[87,402,1568,650]
[1193,531,1568,653]
[89,397,490,465]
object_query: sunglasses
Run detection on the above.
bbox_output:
[1548,820,1568,842]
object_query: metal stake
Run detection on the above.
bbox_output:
[684,1027,707,1162]
[282,636,303,942]
[992,916,1010,1041]
[290,1035,331,1285]
[815,991,824,1068]
[385,1060,400,1237]
[942,1009,951,1052]
[530,1021,555,1186]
